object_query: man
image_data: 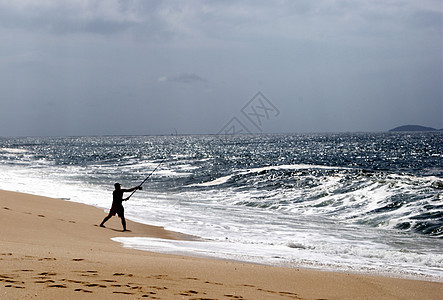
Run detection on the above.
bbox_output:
[100,183,142,231]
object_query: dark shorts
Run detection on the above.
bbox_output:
[109,204,124,217]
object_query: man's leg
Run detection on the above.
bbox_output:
[100,214,112,227]
[121,216,127,231]
[118,207,127,231]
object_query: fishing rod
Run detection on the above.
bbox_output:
[125,157,167,201]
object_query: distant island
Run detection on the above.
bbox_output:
[389,125,440,132]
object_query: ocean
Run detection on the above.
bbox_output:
[0,132,442,281]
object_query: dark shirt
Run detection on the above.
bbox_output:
[112,189,124,206]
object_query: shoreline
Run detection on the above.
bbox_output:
[1,189,442,299]
[111,236,443,284]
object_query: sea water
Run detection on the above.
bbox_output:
[0,133,442,281]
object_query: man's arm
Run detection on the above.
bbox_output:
[121,186,142,193]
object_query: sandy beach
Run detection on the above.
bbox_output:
[0,189,441,299]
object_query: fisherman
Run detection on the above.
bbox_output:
[99,183,142,231]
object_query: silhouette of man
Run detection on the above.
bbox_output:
[100,183,142,231]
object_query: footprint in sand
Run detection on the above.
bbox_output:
[3,279,25,285]
[148,285,168,290]
[38,257,56,261]
[113,273,132,277]
[38,272,57,276]
[63,279,85,284]
[84,283,107,288]
[5,285,25,289]
[75,288,93,293]
[178,290,200,296]
[147,274,168,280]
[279,291,300,297]
[75,270,98,276]
[0,275,23,286]
[49,284,67,288]
[145,291,157,296]
[224,295,244,299]
[113,291,134,295]
[34,280,55,284]
[184,277,199,281]
[205,281,223,285]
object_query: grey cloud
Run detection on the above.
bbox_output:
[49,18,137,35]
[0,1,163,36]
[1,1,439,42]
[159,73,207,84]
[172,73,207,84]
[408,10,442,29]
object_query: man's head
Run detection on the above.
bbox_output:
[114,183,121,190]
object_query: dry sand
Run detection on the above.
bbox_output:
[0,189,442,299]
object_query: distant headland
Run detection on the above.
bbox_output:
[389,125,441,132]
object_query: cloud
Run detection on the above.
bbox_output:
[0,0,161,36]
[408,9,442,29]
[158,73,207,84]
[1,0,440,45]
[171,73,207,84]
[157,76,168,83]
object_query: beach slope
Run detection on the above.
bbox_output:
[1,190,441,299]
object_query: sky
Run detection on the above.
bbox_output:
[0,0,441,136]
